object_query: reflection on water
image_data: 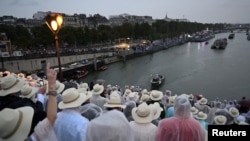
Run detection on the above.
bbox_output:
[81,32,250,101]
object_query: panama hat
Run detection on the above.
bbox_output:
[214,115,227,125]
[20,85,37,99]
[0,74,26,96]
[92,84,104,95]
[150,102,163,120]
[58,88,88,109]
[141,89,149,95]
[150,90,163,101]
[198,97,208,105]
[228,107,239,118]
[79,82,89,89]
[140,94,150,103]
[104,91,126,109]
[190,106,199,115]
[132,103,154,124]
[3,71,11,76]
[0,107,34,141]
[126,92,139,102]
[194,111,207,120]
[78,87,92,99]
[123,89,132,97]
[46,80,65,94]
[168,95,177,106]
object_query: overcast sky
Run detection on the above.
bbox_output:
[0,0,249,24]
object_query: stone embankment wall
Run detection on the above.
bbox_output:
[3,52,120,73]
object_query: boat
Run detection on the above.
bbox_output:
[228,33,235,39]
[97,65,108,71]
[74,70,88,79]
[150,74,165,90]
[211,38,228,49]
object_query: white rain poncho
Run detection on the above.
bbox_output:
[129,121,157,141]
[80,103,102,121]
[123,101,137,121]
[85,110,134,141]
[156,95,206,141]
[53,109,89,141]
[90,95,108,110]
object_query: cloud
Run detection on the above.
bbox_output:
[9,0,38,6]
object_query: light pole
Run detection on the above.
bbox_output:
[45,12,63,81]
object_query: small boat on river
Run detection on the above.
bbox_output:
[211,38,228,49]
[150,74,165,90]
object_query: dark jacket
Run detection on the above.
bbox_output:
[0,95,46,135]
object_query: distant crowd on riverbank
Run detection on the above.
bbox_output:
[0,68,249,141]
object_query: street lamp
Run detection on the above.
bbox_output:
[45,12,63,81]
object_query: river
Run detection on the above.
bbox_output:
[80,32,250,101]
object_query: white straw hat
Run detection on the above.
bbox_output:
[150,90,163,101]
[132,103,154,123]
[194,111,207,120]
[20,84,37,99]
[58,88,88,109]
[0,74,26,96]
[214,115,227,125]
[46,80,65,94]
[104,91,126,109]
[92,84,104,95]
[149,102,163,120]
[228,107,239,118]
[190,106,199,115]
[0,107,34,141]
[198,97,208,105]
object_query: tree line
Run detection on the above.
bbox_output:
[0,20,225,50]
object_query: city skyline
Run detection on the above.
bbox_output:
[0,0,250,24]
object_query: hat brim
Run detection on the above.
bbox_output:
[131,108,153,124]
[46,82,65,94]
[103,103,126,109]
[194,115,207,120]
[0,79,25,96]
[2,107,34,141]
[20,87,37,99]
[58,93,87,109]
[92,87,104,95]
[150,93,163,101]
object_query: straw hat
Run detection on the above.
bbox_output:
[123,89,132,97]
[104,91,126,109]
[79,82,89,89]
[92,84,104,95]
[126,92,139,102]
[78,87,92,99]
[190,106,199,115]
[168,95,177,106]
[198,97,208,105]
[214,115,227,125]
[150,102,163,120]
[141,89,149,95]
[0,74,26,96]
[3,71,11,76]
[150,90,163,101]
[46,80,65,94]
[228,107,239,118]
[140,94,150,103]
[132,103,154,124]
[58,88,88,109]
[0,107,34,141]
[26,75,33,81]
[194,111,207,120]
[20,85,37,99]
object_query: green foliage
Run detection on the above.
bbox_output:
[0,21,225,49]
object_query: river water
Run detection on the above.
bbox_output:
[80,32,250,101]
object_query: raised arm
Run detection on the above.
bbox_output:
[46,63,58,125]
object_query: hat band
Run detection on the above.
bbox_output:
[64,94,80,103]
[22,88,32,96]
[2,111,22,139]
[3,79,19,90]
